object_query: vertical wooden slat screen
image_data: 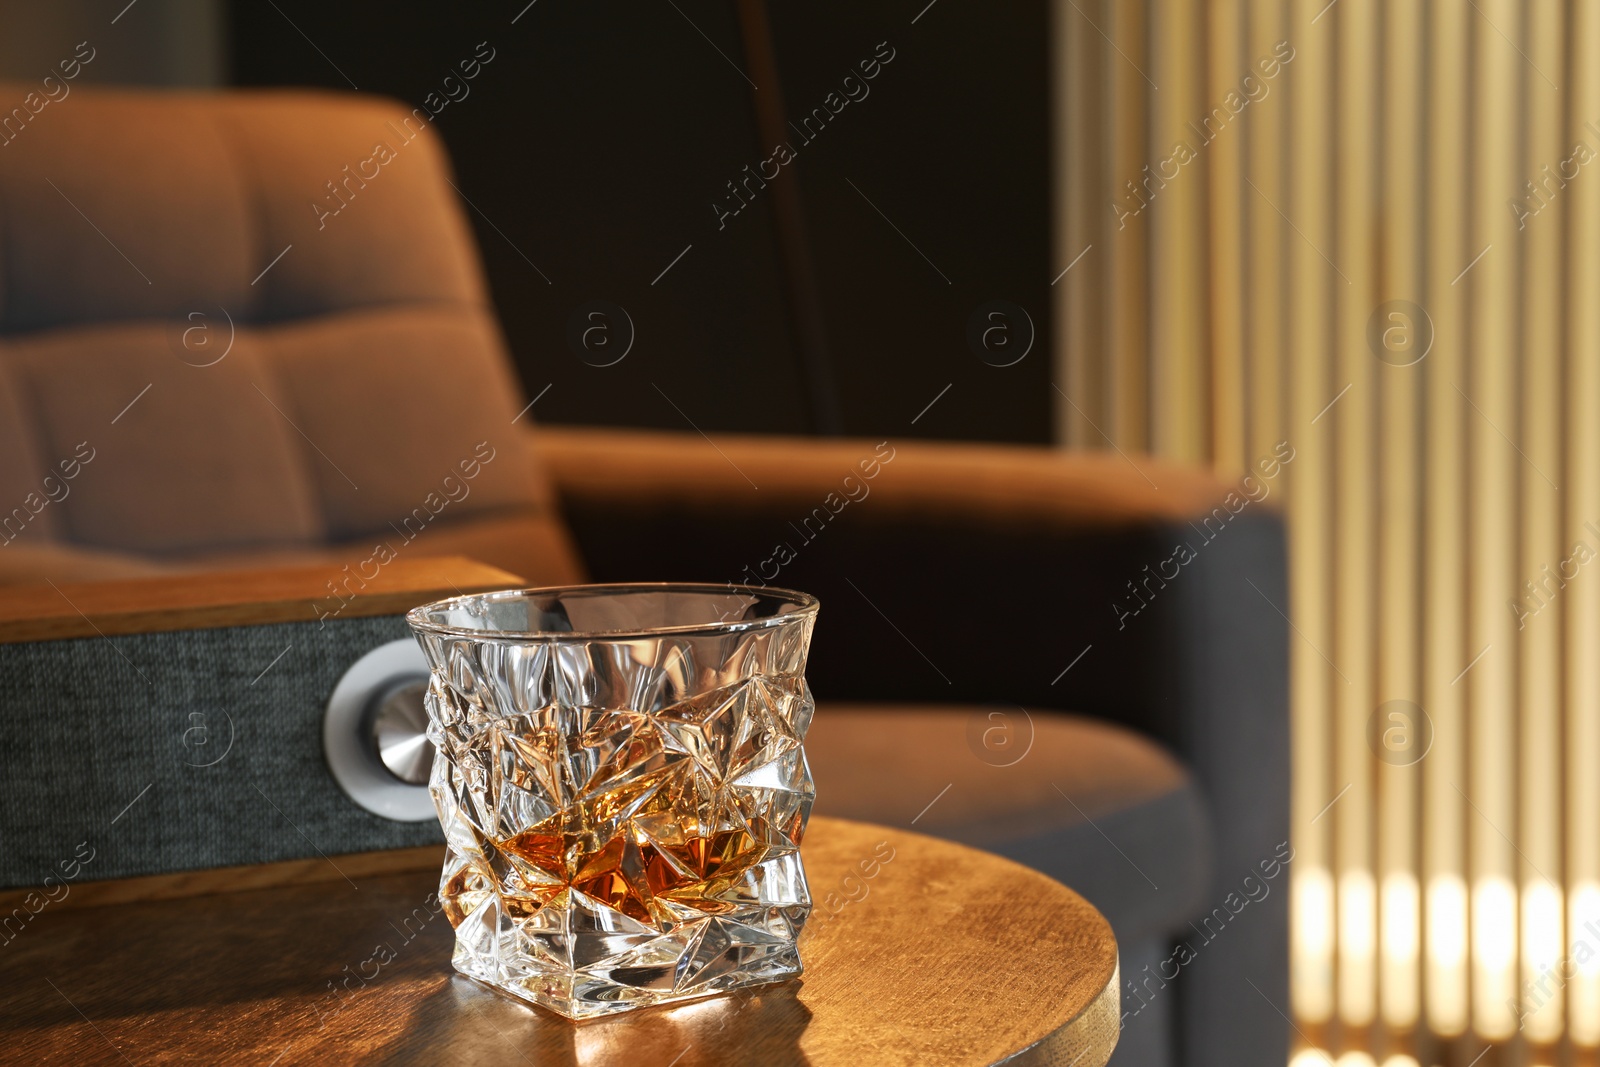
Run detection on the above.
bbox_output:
[1050,0,1600,1059]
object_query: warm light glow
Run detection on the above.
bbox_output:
[1293,866,1336,1023]
[1522,880,1566,1042]
[1572,883,1600,1046]
[1473,875,1518,1038]
[1288,1052,1420,1067]
[1426,873,1469,1035]
[1339,869,1377,1025]
[1290,1052,1332,1067]
[1381,871,1420,1026]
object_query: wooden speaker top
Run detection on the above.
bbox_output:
[0,555,524,644]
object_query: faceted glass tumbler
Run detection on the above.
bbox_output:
[405,583,819,1019]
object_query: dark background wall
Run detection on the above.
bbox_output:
[0,0,226,88]
[229,0,1053,442]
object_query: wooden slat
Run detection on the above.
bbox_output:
[1055,0,1107,449]
[1568,0,1600,1045]
[1148,0,1209,464]
[1243,0,1286,467]
[1468,0,1523,1041]
[1421,0,1471,1040]
[1376,0,1423,1032]
[1204,0,1246,478]
[1332,0,1378,1030]
[1106,0,1151,451]
[0,556,524,645]
[1517,0,1569,1046]
[1285,0,1336,1027]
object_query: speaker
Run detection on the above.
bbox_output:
[0,557,518,890]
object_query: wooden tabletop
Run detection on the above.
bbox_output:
[0,817,1119,1066]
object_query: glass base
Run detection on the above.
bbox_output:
[451,942,804,1021]
[443,845,810,1020]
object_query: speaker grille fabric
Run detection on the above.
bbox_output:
[0,615,441,890]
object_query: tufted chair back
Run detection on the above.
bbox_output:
[0,85,581,584]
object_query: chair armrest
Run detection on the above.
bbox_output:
[532,424,1233,532]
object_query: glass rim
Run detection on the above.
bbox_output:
[404,581,820,642]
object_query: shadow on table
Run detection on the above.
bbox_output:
[375,975,815,1066]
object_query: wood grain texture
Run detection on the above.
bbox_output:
[0,817,1119,1066]
[0,556,523,645]
[0,846,445,915]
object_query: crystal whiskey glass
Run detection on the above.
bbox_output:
[406,583,819,1019]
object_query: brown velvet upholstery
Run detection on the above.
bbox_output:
[0,86,582,586]
[811,705,1189,827]
[533,424,1244,528]
[807,704,1211,944]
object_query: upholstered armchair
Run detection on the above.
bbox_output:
[0,85,1288,1067]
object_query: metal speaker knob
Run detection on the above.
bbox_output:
[323,639,437,822]
[366,676,434,785]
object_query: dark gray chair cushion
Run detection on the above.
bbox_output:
[806,704,1213,946]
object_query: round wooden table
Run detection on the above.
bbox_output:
[0,816,1120,1065]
